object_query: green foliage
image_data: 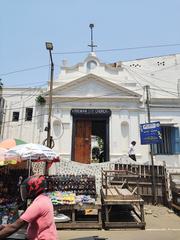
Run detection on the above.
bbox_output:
[36,95,46,105]
[97,136,104,152]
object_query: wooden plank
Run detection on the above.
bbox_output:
[103,198,144,205]
[110,180,164,186]
[107,188,113,196]
[104,222,145,229]
[116,188,132,196]
[109,187,119,196]
[56,221,102,229]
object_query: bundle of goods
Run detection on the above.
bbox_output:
[47,191,76,205]
[47,191,96,205]
[46,174,96,198]
[75,195,96,204]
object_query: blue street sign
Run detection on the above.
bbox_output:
[140,121,162,145]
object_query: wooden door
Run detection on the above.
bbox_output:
[74,120,91,164]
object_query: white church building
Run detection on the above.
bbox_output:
[2,51,180,168]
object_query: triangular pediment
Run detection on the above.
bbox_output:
[45,74,140,99]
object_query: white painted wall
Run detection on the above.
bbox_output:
[2,53,180,168]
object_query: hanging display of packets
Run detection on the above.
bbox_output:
[46,174,97,205]
[46,174,96,198]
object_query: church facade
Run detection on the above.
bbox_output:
[2,52,180,168]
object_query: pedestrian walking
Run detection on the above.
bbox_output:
[128,141,136,161]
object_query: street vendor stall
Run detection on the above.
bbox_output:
[0,143,60,226]
[46,174,102,229]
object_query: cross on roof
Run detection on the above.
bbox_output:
[88,23,97,52]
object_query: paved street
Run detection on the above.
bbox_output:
[57,205,180,240]
[58,229,180,240]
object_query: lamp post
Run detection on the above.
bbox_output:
[45,42,54,148]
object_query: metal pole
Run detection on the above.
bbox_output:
[145,85,157,204]
[90,25,93,52]
[47,50,54,148]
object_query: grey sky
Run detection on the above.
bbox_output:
[1,0,180,87]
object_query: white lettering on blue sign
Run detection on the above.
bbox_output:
[142,122,160,130]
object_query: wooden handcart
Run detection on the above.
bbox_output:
[101,169,146,229]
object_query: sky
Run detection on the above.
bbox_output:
[1,0,180,88]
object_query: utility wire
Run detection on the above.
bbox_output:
[3,81,179,111]
[123,63,180,87]
[6,82,48,88]
[4,91,138,111]
[1,45,180,87]
[53,43,180,55]
[122,65,178,97]
[0,65,49,77]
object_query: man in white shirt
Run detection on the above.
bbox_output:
[128,141,136,161]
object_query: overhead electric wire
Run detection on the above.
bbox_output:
[122,64,178,97]
[122,64,177,87]
[123,67,144,89]
[3,86,180,126]
[3,87,142,116]
[3,74,179,112]
[0,65,49,77]
[53,43,180,55]
[9,89,42,107]
[123,62,180,87]
[7,81,48,88]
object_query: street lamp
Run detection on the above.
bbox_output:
[45,42,54,148]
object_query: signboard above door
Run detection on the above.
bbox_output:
[71,109,111,118]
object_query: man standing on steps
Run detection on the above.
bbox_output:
[128,141,137,161]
